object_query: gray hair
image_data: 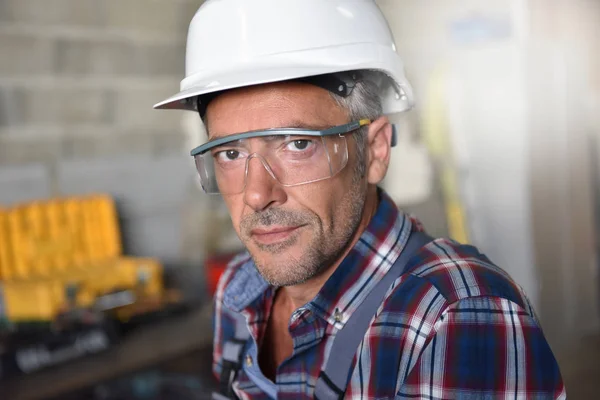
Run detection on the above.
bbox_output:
[329,72,384,178]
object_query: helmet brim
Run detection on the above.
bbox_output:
[154,44,414,114]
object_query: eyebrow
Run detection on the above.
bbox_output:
[284,120,335,130]
[209,133,318,152]
[208,119,336,139]
[209,139,242,150]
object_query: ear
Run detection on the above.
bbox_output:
[366,116,393,185]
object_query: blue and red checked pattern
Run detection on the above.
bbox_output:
[213,190,565,399]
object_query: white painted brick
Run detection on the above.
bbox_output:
[152,132,189,156]
[0,33,55,75]
[62,131,154,159]
[113,86,185,129]
[0,87,26,128]
[180,1,203,27]
[0,0,204,270]
[55,38,137,75]
[53,38,185,76]
[0,164,51,204]
[59,130,186,160]
[19,87,114,125]
[105,0,186,35]
[137,43,186,76]
[0,136,63,164]
[57,155,194,216]
[1,0,105,26]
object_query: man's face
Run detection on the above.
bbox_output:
[205,82,368,287]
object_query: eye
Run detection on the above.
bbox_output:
[215,149,242,162]
[286,139,313,152]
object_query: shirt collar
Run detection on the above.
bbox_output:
[307,190,411,327]
[223,256,270,312]
[222,190,412,325]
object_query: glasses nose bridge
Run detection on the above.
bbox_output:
[244,152,278,182]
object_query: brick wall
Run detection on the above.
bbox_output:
[0,1,214,281]
[0,0,204,164]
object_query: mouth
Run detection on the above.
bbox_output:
[250,225,303,246]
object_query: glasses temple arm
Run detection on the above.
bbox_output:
[391,124,398,147]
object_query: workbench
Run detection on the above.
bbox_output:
[0,305,213,400]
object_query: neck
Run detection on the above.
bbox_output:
[279,185,380,310]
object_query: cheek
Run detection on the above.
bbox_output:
[288,175,350,228]
[221,194,245,234]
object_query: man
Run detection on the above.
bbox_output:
[155,1,565,398]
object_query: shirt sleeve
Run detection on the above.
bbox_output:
[396,296,566,399]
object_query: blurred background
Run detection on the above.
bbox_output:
[0,0,598,399]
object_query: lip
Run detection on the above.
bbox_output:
[250,225,302,245]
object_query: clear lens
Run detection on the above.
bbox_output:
[194,134,348,194]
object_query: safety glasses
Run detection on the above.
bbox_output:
[190,120,372,195]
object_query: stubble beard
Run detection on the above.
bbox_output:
[240,181,366,287]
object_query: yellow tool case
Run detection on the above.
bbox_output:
[0,195,164,325]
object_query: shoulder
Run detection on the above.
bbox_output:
[381,237,536,320]
[410,238,532,309]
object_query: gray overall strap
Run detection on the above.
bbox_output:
[213,311,251,400]
[314,231,433,400]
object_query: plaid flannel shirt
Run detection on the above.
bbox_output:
[213,190,565,399]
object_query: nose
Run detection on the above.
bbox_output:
[243,155,286,212]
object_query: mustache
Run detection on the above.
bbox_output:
[240,208,312,236]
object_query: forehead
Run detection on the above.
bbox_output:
[205,81,349,139]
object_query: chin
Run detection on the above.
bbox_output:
[251,250,317,287]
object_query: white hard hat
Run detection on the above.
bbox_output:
[154,0,414,115]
